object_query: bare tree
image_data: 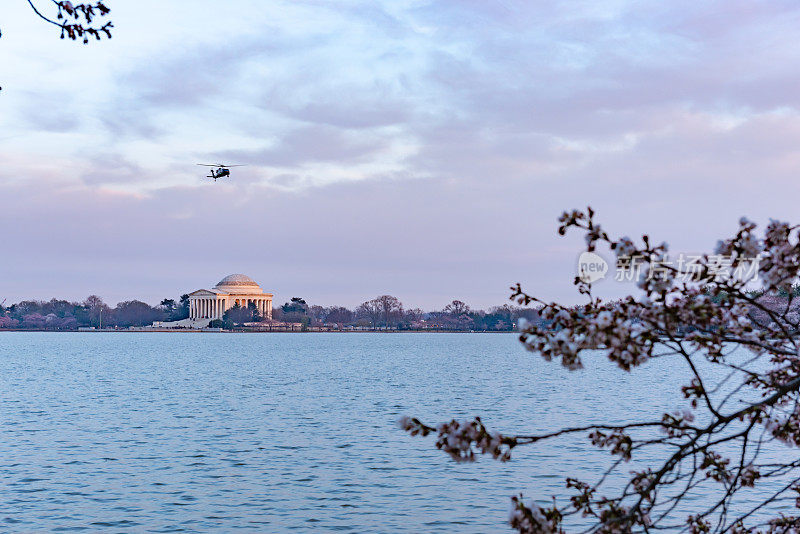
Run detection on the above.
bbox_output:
[375,295,403,328]
[404,307,424,323]
[308,305,327,325]
[443,299,471,316]
[83,294,110,328]
[401,207,800,532]
[325,306,354,326]
[356,299,382,329]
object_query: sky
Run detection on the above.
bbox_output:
[2,0,800,310]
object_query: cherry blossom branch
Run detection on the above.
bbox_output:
[25,1,112,43]
[403,207,800,532]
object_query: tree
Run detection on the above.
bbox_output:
[177,294,190,320]
[356,299,382,328]
[282,297,308,315]
[325,306,354,326]
[159,298,190,322]
[472,304,520,331]
[83,295,110,327]
[222,304,254,328]
[360,295,404,328]
[401,307,425,329]
[247,301,263,322]
[279,297,308,323]
[401,207,800,532]
[0,316,19,328]
[159,298,177,314]
[21,313,46,329]
[308,305,327,326]
[443,299,471,316]
[112,300,163,327]
[435,300,476,330]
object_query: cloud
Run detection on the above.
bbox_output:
[216,124,395,167]
[21,91,82,133]
[80,153,147,185]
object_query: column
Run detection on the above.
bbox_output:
[190,300,194,319]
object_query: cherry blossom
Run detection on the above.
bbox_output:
[402,207,800,532]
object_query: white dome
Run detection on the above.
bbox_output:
[215,274,263,294]
[217,274,258,286]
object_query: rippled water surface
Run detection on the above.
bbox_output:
[0,333,793,532]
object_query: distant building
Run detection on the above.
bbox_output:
[188,274,273,321]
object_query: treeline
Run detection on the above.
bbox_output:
[0,294,540,331]
[219,295,541,331]
[0,295,191,329]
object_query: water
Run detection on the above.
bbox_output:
[0,333,794,532]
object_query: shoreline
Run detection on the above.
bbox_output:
[0,328,518,334]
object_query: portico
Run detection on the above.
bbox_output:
[188,274,273,321]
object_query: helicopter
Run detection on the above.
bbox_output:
[197,163,245,181]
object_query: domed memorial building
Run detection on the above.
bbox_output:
[188,274,273,321]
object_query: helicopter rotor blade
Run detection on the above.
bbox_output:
[197,163,245,169]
